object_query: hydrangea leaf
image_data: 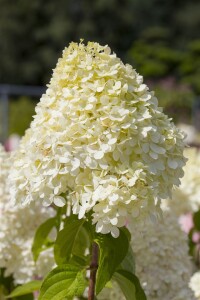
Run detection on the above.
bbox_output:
[32,217,57,262]
[6,280,41,298]
[38,264,86,300]
[120,245,135,274]
[72,226,91,258]
[69,254,89,267]
[95,227,129,295]
[113,269,147,300]
[54,215,85,265]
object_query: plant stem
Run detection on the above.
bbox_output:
[88,242,99,300]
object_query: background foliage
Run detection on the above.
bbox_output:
[0,0,200,85]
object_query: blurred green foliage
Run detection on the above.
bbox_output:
[128,41,182,79]
[9,97,36,136]
[0,0,139,85]
[179,41,200,94]
[154,86,195,123]
[128,39,200,91]
[0,0,200,86]
[188,210,200,267]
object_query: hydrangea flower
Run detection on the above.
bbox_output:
[10,41,186,237]
[130,210,195,300]
[0,144,55,284]
[190,271,200,299]
[164,148,200,216]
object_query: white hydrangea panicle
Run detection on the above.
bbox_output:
[190,271,200,300]
[10,41,186,237]
[164,148,200,215]
[0,145,55,284]
[129,210,195,300]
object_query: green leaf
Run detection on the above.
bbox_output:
[95,227,129,295]
[54,215,85,265]
[193,210,200,230]
[120,246,135,274]
[113,269,147,300]
[72,226,91,258]
[32,217,57,262]
[70,255,89,267]
[39,264,86,300]
[121,227,131,242]
[6,281,41,298]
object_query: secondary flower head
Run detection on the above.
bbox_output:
[190,271,200,300]
[129,210,195,300]
[164,147,200,216]
[0,144,55,284]
[10,41,186,237]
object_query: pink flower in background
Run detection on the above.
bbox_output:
[192,232,200,243]
[179,213,194,234]
[5,134,20,151]
[179,213,200,245]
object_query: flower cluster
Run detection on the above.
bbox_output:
[190,271,200,300]
[10,41,186,237]
[130,210,195,300]
[0,145,55,284]
[164,148,200,216]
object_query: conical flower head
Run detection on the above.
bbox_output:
[11,42,186,237]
